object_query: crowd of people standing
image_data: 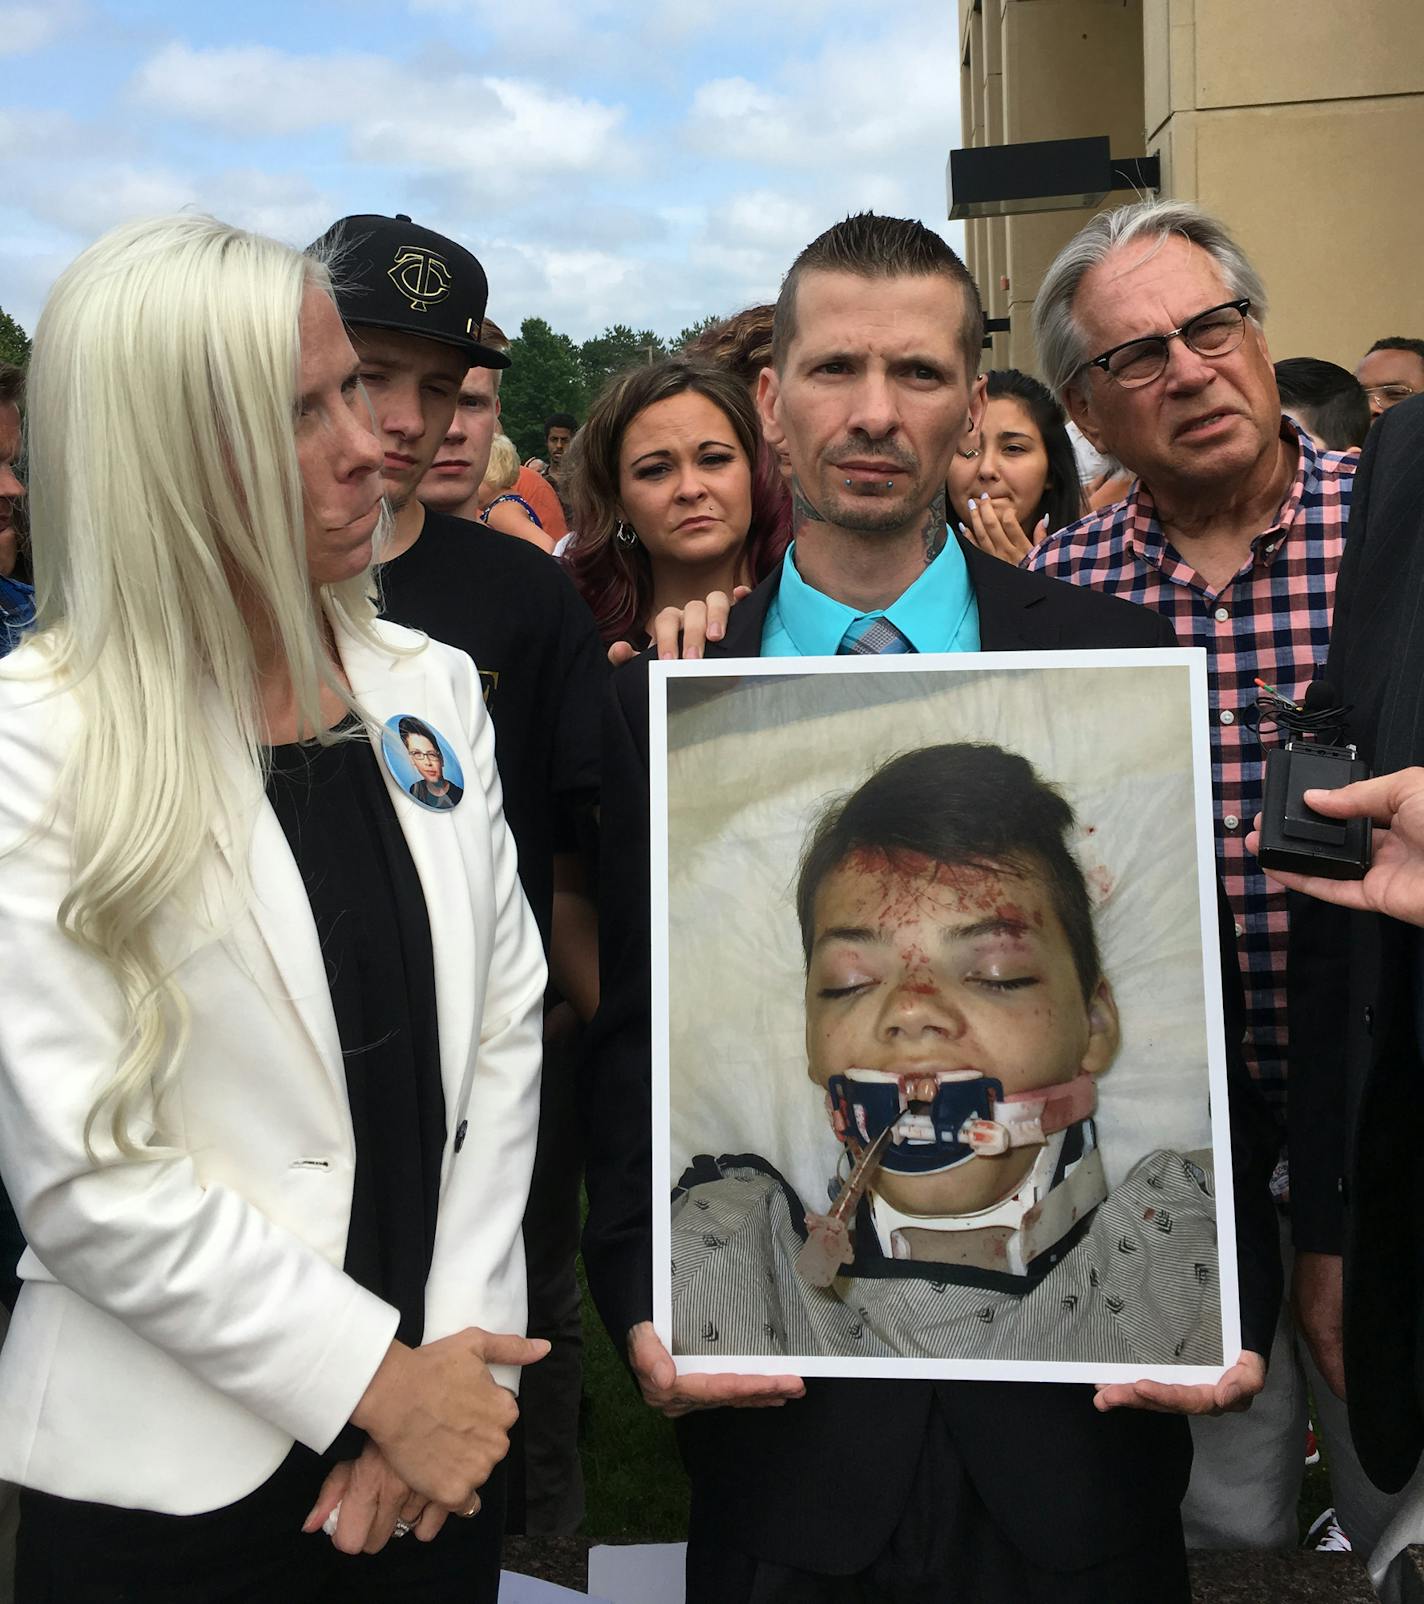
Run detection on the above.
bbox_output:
[0,194,1422,1603]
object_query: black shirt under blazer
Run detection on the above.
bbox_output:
[581,538,1281,1574]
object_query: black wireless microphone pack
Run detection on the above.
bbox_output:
[1255,681,1371,881]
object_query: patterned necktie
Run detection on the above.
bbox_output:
[838,616,915,655]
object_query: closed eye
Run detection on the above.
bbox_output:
[972,976,1039,993]
[817,981,874,999]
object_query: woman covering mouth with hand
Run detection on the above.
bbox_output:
[949,369,1084,566]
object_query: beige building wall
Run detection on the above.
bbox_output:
[956,0,1424,377]
[957,0,1147,373]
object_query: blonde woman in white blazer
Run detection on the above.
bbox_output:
[0,217,547,1601]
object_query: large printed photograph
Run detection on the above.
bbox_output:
[650,650,1237,1384]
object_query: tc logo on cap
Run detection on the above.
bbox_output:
[388,246,452,312]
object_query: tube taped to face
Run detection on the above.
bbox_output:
[826,1068,1097,1176]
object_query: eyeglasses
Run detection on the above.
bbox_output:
[1081,299,1252,389]
[1363,383,1417,408]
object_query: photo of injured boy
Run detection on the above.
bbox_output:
[660,662,1229,1378]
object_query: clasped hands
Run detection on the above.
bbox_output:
[306,1325,548,1555]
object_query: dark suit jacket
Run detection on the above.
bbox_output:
[582,538,1281,1573]
[1287,395,1424,1492]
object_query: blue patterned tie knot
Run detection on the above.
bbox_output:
[839,616,914,655]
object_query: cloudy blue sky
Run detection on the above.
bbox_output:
[1,0,966,343]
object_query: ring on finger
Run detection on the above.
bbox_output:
[393,1519,412,1539]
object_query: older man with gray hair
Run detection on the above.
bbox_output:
[1022,199,1387,1558]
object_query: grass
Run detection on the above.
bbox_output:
[1298,1417,1335,1544]
[575,1247,690,1542]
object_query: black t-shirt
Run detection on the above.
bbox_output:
[264,725,445,1357]
[379,510,606,951]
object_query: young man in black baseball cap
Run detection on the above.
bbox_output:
[310,213,510,560]
[311,213,605,1545]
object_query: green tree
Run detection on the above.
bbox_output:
[671,315,721,352]
[579,324,667,395]
[500,317,589,461]
[0,307,30,368]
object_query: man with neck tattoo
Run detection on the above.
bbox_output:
[582,213,1280,1603]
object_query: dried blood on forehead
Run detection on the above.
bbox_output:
[827,846,1046,928]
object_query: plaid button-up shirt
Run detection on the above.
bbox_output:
[1025,420,1354,1121]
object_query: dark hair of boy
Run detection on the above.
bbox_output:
[545,411,578,434]
[771,212,985,380]
[397,714,441,749]
[795,742,1100,999]
[1273,357,1371,451]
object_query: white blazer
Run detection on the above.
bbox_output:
[0,619,546,1513]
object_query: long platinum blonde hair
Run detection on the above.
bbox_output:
[14,214,393,1157]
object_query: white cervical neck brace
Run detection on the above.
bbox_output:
[868,1123,1108,1277]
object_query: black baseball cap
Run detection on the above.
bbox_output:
[310,213,510,370]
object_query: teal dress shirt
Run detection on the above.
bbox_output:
[760,533,980,656]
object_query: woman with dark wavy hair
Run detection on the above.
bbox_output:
[563,357,789,648]
[949,368,1084,565]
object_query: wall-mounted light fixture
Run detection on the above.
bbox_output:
[947,135,1160,221]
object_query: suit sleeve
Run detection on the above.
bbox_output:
[580,663,655,1348]
[1285,424,1380,1256]
[0,684,400,1454]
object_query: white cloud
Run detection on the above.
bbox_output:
[12,162,198,236]
[3,159,339,275]
[0,0,85,58]
[407,0,826,57]
[196,170,342,248]
[129,43,404,134]
[349,77,629,186]
[721,189,819,251]
[127,42,632,202]
[2,1,965,343]
[0,106,98,159]
[0,230,72,335]
[687,23,955,172]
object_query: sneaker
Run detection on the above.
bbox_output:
[1305,1425,1321,1466]
[1306,1507,1352,1552]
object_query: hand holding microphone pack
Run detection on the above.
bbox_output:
[1251,679,1371,881]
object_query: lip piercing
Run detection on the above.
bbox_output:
[843,478,896,488]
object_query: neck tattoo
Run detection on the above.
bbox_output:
[791,478,827,540]
[922,490,947,564]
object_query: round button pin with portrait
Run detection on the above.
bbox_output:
[380,715,465,812]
